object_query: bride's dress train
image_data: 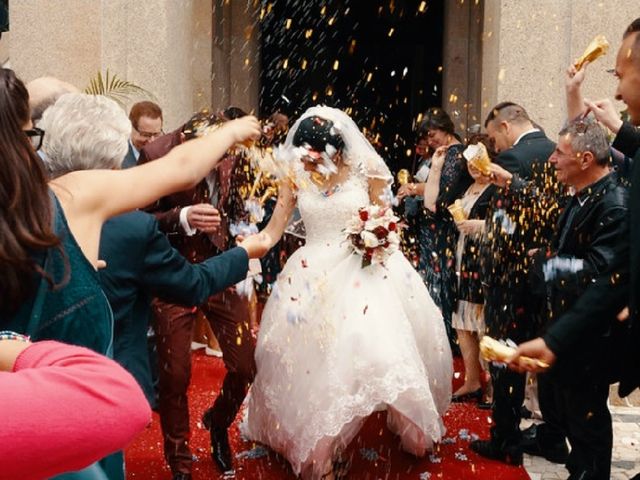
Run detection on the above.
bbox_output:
[243,171,452,478]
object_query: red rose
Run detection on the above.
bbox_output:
[372,226,388,239]
[388,222,396,231]
[359,210,369,221]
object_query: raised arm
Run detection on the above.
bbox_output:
[423,146,446,212]
[0,340,151,480]
[51,116,261,223]
[258,180,297,251]
[565,62,589,120]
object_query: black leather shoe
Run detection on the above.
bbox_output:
[451,388,483,403]
[520,424,569,464]
[469,439,523,465]
[521,437,569,463]
[202,408,234,473]
[172,473,191,480]
[210,426,233,472]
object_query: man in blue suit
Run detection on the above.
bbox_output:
[98,210,265,407]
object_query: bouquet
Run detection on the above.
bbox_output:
[345,205,401,268]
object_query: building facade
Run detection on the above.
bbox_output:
[3,0,637,135]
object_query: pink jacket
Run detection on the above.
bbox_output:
[0,341,151,480]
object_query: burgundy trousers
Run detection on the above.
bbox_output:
[152,288,256,475]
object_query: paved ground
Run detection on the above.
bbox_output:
[526,385,640,480]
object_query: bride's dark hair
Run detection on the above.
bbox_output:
[0,68,62,314]
[292,115,344,153]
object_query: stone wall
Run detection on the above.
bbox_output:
[7,0,259,130]
[481,0,637,135]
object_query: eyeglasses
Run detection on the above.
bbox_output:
[134,126,164,140]
[25,127,45,150]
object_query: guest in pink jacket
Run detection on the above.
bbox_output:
[0,336,151,480]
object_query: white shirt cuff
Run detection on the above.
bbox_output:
[179,207,198,236]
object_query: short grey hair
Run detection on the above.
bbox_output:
[559,117,610,166]
[40,93,130,177]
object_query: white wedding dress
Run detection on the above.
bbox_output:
[243,168,452,478]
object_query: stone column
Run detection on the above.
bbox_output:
[9,0,215,129]
[443,0,485,136]
[211,0,260,115]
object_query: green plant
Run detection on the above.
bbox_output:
[84,70,156,108]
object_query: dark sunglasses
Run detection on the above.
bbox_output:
[25,127,45,150]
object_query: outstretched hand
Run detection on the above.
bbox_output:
[486,162,513,187]
[583,98,623,134]
[238,232,273,259]
[506,337,556,374]
[225,116,262,145]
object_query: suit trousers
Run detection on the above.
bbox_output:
[545,375,612,479]
[535,372,568,444]
[152,288,256,474]
[489,363,526,446]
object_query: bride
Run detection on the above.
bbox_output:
[244,106,452,479]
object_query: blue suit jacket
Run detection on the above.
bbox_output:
[121,143,137,169]
[98,210,249,403]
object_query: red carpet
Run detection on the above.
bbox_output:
[125,353,529,479]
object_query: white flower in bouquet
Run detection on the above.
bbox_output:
[345,205,402,268]
[361,230,380,249]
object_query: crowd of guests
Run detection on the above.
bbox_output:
[3,16,640,480]
[393,18,640,480]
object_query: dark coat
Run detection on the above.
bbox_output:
[612,122,640,396]
[457,184,497,304]
[482,130,557,342]
[98,210,249,402]
[537,173,629,385]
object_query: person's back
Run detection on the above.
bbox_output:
[98,209,252,404]
[3,192,113,356]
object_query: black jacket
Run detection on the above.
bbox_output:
[482,131,557,342]
[613,122,640,395]
[458,184,497,304]
[539,173,629,384]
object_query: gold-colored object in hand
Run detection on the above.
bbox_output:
[447,199,467,222]
[480,336,549,369]
[463,142,492,176]
[397,168,411,186]
[574,34,610,71]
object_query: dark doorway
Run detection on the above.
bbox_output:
[259,0,444,172]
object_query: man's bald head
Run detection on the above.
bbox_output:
[26,76,79,125]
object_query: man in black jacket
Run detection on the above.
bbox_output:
[470,102,557,465]
[509,118,629,480]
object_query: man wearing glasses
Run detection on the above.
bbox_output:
[124,101,163,168]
